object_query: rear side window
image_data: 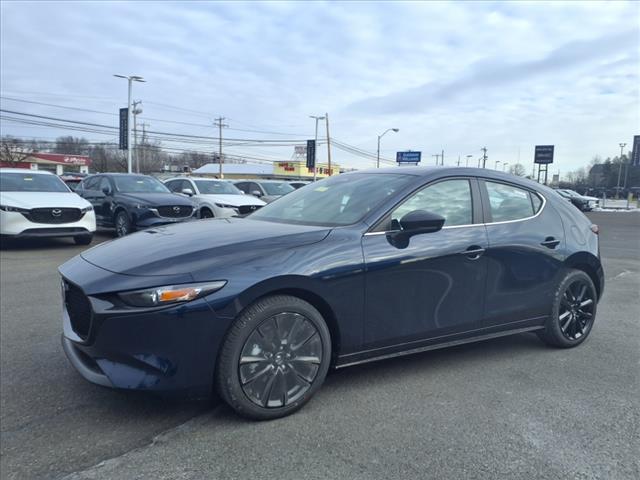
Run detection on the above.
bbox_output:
[485,181,539,222]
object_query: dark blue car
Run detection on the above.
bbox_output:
[59,167,604,420]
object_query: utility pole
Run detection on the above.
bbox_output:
[132,100,142,173]
[138,122,149,173]
[214,117,228,178]
[113,74,145,173]
[325,113,332,175]
[466,154,472,167]
[457,155,461,167]
[441,149,444,166]
[481,147,488,168]
[616,142,626,199]
[432,154,440,165]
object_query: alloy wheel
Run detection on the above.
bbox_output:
[558,279,594,341]
[238,312,323,408]
[115,214,129,237]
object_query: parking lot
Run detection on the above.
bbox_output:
[1,212,638,480]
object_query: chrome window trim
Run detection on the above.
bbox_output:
[363,192,547,236]
[484,185,547,226]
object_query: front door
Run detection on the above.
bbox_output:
[362,178,489,349]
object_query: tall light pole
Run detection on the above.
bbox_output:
[616,142,626,199]
[377,128,399,168]
[309,115,325,181]
[495,160,500,170]
[114,74,145,173]
[132,101,142,173]
[466,154,473,167]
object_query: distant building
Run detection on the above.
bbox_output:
[192,161,340,179]
[0,152,90,175]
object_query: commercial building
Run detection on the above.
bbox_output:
[0,152,91,175]
[192,161,339,179]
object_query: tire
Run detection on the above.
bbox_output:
[114,210,132,237]
[538,269,597,348]
[200,208,214,219]
[74,234,93,245]
[215,295,331,420]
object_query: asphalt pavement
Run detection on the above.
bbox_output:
[1,213,639,480]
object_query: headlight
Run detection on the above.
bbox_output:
[0,205,29,213]
[215,203,237,209]
[81,205,93,213]
[118,281,227,307]
[135,204,150,209]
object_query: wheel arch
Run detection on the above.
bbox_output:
[564,252,603,299]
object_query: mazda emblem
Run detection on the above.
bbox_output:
[173,206,180,213]
[51,209,62,217]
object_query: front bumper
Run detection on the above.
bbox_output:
[60,258,234,395]
[1,210,96,236]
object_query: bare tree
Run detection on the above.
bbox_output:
[54,136,90,155]
[509,163,526,176]
[0,136,34,164]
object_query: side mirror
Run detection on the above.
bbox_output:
[399,210,445,234]
[251,190,262,197]
[388,210,445,248]
[181,188,194,196]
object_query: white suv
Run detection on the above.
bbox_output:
[164,177,265,218]
[0,169,96,245]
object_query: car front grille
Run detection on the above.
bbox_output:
[237,205,262,215]
[156,206,193,218]
[64,280,92,340]
[24,208,83,224]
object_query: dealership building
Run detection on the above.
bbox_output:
[0,152,91,174]
[192,160,340,179]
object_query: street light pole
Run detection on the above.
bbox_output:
[309,115,325,181]
[616,142,626,199]
[495,160,500,170]
[114,75,145,173]
[376,128,399,168]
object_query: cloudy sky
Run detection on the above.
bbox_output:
[1,0,638,174]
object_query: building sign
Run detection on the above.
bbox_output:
[306,140,316,169]
[29,153,91,166]
[119,108,128,150]
[632,135,640,167]
[396,151,422,163]
[534,145,554,164]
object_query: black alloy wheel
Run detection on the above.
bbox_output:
[239,312,323,408]
[558,279,595,341]
[538,269,597,348]
[216,295,331,420]
[114,211,132,237]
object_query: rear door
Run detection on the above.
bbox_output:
[362,177,489,348]
[480,179,565,327]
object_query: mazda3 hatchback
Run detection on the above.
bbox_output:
[59,167,604,420]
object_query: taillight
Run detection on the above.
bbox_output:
[590,224,599,235]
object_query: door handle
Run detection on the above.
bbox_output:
[540,237,560,249]
[460,245,485,260]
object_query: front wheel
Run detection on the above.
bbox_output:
[215,295,331,420]
[538,269,597,348]
[200,208,214,219]
[114,211,132,237]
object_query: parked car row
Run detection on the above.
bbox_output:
[1,169,307,242]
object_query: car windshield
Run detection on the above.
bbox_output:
[195,180,242,195]
[114,176,170,193]
[249,173,413,226]
[0,172,69,192]
[262,182,294,196]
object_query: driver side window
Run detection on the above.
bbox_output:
[391,179,473,229]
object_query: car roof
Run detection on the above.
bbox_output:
[0,168,53,175]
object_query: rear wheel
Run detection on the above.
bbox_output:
[114,211,132,237]
[538,269,597,348]
[73,234,93,245]
[216,295,331,420]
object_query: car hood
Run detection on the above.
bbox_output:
[198,194,266,207]
[80,217,331,276]
[117,192,195,206]
[0,191,90,209]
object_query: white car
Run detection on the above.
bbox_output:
[0,168,96,245]
[164,177,266,218]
